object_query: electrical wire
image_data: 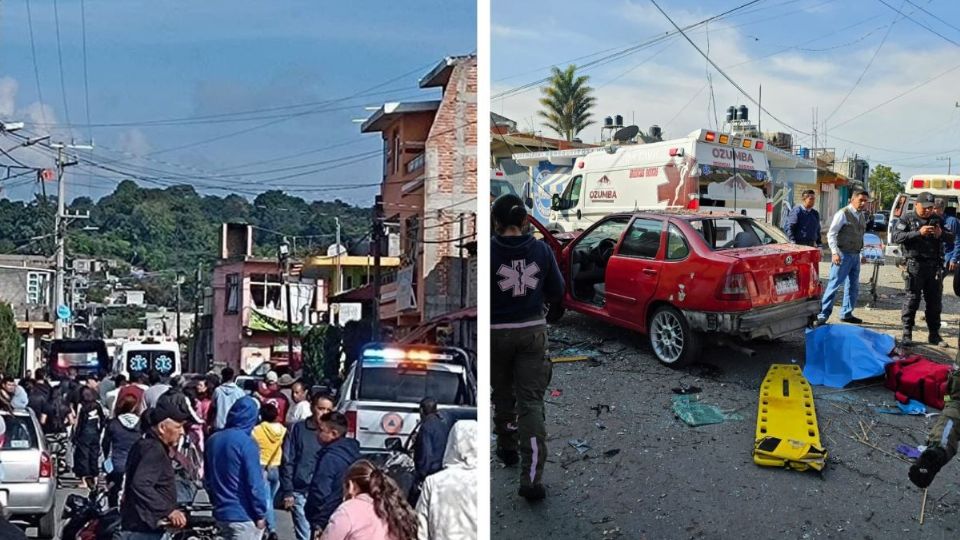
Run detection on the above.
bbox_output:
[649,0,811,136]
[875,0,960,47]
[901,0,960,34]
[23,0,47,127]
[52,0,72,128]
[79,0,93,142]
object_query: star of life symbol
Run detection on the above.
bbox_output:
[498,259,540,297]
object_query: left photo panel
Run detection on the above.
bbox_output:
[0,2,478,539]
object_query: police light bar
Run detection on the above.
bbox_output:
[363,348,454,362]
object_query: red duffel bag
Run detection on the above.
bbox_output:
[884,355,950,410]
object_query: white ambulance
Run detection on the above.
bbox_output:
[546,129,772,232]
[886,175,960,260]
[113,337,181,380]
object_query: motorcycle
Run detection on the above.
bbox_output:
[157,513,222,540]
[59,485,121,540]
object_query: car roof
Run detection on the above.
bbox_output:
[608,209,756,220]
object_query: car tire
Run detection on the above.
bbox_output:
[545,301,565,323]
[648,305,701,368]
[36,508,57,539]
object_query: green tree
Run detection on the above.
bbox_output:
[0,303,22,376]
[301,325,343,385]
[538,65,596,141]
[869,164,903,209]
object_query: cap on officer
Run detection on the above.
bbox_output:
[916,192,935,205]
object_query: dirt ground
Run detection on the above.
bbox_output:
[491,262,960,540]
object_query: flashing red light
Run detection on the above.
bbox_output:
[704,131,716,142]
[766,201,773,213]
[669,148,680,156]
[687,195,700,210]
[913,179,925,188]
[954,181,960,189]
[578,161,585,169]
[755,141,765,150]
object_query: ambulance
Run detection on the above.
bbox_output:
[886,175,960,260]
[546,129,772,233]
[113,336,181,380]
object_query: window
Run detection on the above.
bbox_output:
[618,219,663,259]
[575,216,631,252]
[0,413,38,450]
[225,273,240,314]
[690,218,786,250]
[358,366,467,405]
[26,271,48,305]
[249,273,283,310]
[345,275,354,290]
[665,225,690,260]
[561,175,583,208]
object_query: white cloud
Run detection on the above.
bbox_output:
[492,24,541,40]
[116,129,151,157]
[0,78,18,117]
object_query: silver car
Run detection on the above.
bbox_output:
[1,408,57,538]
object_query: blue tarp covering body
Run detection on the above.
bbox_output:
[803,325,896,388]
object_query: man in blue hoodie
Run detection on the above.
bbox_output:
[280,393,335,540]
[211,367,247,431]
[204,396,267,540]
[306,411,360,537]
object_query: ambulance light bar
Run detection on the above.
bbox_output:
[363,348,454,362]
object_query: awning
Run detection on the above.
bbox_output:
[248,309,304,334]
[398,306,477,344]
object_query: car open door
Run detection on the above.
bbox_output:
[527,216,563,262]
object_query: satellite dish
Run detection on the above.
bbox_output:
[613,125,640,142]
[326,243,347,257]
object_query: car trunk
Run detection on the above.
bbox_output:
[1,414,41,483]
[720,245,820,307]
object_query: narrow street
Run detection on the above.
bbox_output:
[492,263,960,539]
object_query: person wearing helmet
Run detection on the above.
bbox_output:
[490,194,563,501]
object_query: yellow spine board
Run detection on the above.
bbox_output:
[753,364,827,472]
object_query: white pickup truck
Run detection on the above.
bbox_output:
[336,344,477,453]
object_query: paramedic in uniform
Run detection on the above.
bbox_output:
[891,191,953,346]
[814,188,870,326]
[490,193,563,502]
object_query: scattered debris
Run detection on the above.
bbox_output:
[603,448,621,458]
[672,384,702,395]
[896,444,922,460]
[591,404,611,417]
[551,355,592,364]
[550,389,563,398]
[920,488,928,525]
[568,439,591,454]
[876,399,927,416]
[595,421,606,430]
[672,394,742,427]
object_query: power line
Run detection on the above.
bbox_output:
[824,1,905,125]
[901,0,960,34]
[52,0,72,128]
[648,0,811,136]
[79,0,93,142]
[24,0,47,127]
[875,0,960,47]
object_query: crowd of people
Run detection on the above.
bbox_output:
[0,365,477,540]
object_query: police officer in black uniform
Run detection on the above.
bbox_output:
[892,191,954,345]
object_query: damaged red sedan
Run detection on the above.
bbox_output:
[533,211,822,367]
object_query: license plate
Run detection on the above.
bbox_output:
[775,273,799,295]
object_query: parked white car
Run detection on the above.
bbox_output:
[0,408,57,538]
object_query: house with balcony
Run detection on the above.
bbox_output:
[211,224,328,374]
[360,54,477,347]
[0,254,55,375]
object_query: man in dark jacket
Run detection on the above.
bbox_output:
[204,396,267,539]
[307,411,360,537]
[785,189,822,247]
[280,393,335,540]
[414,397,450,482]
[120,400,191,537]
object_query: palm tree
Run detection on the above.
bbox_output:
[538,65,596,141]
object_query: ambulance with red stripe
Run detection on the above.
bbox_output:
[886,175,960,260]
[547,129,773,233]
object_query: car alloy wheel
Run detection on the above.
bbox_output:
[651,310,685,363]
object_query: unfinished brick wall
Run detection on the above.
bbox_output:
[421,56,477,318]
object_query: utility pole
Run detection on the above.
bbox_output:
[938,156,952,175]
[279,238,295,368]
[51,141,93,339]
[371,196,384,342]
[459,214,467,349]
[335,217,342,294]
[175,272,184,348]
[192,263,203,372]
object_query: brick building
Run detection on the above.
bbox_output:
[361,54,477,345]
[0,255,55,375]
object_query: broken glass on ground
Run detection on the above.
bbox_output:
[672,394,743,427]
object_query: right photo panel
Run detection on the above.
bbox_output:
[489,0,960,537]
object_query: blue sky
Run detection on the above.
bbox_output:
[0,0,475,204]
[493,0,960,183]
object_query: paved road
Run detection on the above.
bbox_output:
[492,264,960,539]
[24,479,298,538]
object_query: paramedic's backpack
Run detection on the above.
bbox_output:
[884,355,950,410]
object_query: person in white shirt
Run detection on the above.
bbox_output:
[814,188,871,326]
[286,381,312,426]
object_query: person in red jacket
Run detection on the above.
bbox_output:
[257,371,289,422]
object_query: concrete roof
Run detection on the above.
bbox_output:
[360,100,441,133]
[419,55,475,89]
